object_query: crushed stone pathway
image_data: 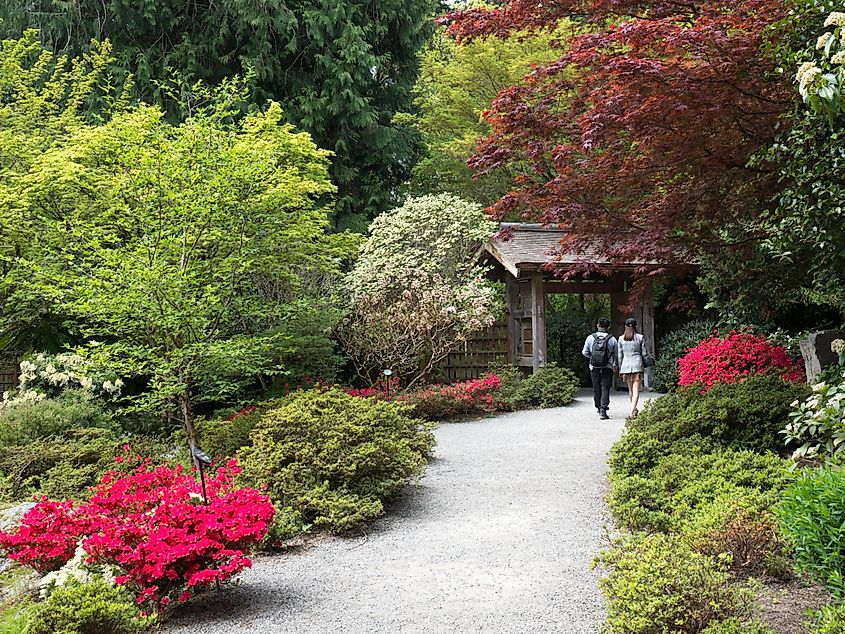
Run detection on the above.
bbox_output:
[165,390,627,634]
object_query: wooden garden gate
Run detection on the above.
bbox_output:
[0,351,21,394]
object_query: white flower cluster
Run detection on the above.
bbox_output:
[38,545,119,598]
[832,338,845,355]
[818,32,834,50]
[833,51,845,66]
[796,61,823,92]
[824,12,845,28]
[1,351,125,409]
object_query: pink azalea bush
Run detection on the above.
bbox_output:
[678,331,805,391]
[397,373,506,420]
[0,457,275,610]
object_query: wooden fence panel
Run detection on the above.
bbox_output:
[438,321,509,383]
[0,352,21,395]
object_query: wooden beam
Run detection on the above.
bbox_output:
[544,280,618,294]
[505,274,519,366]
[531,273,547,371]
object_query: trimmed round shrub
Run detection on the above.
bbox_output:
[195,405,265,460]
[652,319,717,392]
[597,533,753,634]
[515,365,579,408]
[26,578,153,634]
[239,389,435,534]
[678,331,804,391]
[608,374,810,478]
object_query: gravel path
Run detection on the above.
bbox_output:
[165,389,626,634]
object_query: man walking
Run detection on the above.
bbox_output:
[582,317,618,419]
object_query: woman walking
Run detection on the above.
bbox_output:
[618,317,646,419]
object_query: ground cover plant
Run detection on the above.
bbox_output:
[777,466,845,597]
[239,389,435,535]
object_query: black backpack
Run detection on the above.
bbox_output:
[590,332,613,367]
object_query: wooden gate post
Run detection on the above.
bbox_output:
[531,273,547,370]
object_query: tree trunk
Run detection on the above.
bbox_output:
[177,387,200,467]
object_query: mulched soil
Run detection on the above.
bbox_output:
[754,576,831,633]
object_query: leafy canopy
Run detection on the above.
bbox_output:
[0,0,440,229]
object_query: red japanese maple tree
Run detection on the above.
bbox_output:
[444,0,792,273]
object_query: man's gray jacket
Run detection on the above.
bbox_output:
[582,330,618,371]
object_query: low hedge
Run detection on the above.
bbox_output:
[597,533,754,634]
[239,389,435,534]
[609,448,789,533]
[608,374,810,478]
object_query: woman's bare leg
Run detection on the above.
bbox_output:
[630,377,641,416]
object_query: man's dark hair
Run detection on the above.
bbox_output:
[597,317,611,329]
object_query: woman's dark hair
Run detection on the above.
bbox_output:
[623,318,638,340]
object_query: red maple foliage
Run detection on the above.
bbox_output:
[444,0,792,273]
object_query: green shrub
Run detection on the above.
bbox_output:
[810,604,845,634]
[0,390,114,447]
[609,375,810,477]
[0,428,169,502]
[681,494,786,574]
[26,578,152,634]
[783,378,845,463]
[597,533,753,634]
[609,448,789,532]
[0,601,36,634]
[777,466,845,597]
[652,319,717,392]
[515,364,579,407]
[239,389,435,534]
[700,619,777,634]
[195,406,266,460]
[487,364,525,409]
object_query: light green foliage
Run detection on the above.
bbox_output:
[7,87,359,440]
[777,466,845,597]
[810,604,845,634]
[784,375,845,462]
[609,448,789,533]
[0,1,439,228]
[596,533,753,634]
[26,577,153,634]
[339,194,500,387]
[700,619,777,634]
[239,389,435,534]
[409,26,566,204]
[515,365,579,408]
[0,601,36,634]
[652,319,717,392]
[0,32,130,352]
[608,375,810,478]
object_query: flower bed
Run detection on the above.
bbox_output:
[0,457,275,610]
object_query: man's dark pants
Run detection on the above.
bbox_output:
[590,367,614,412]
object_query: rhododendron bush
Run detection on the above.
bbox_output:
[398,373,506,420]
[0,458,275,609]
[678,332,805,391]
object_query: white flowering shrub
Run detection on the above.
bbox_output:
[783,371,845,462]
[1,352,124,410]
[797,11,845,120]
[340,194,500,387]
